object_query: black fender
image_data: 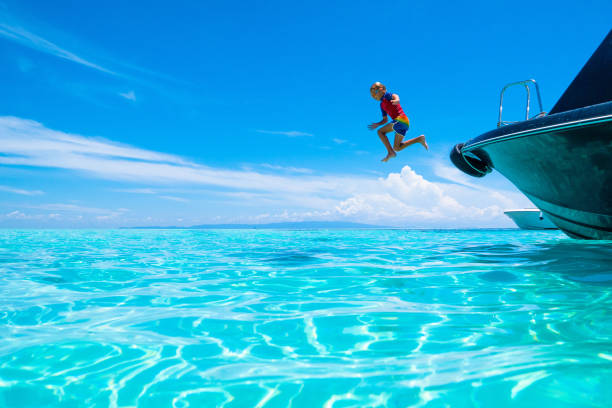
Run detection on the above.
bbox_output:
[449,143,492,178]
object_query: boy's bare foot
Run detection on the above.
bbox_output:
[381,152,397,162]
[418,135,429,150]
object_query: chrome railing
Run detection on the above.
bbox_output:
[497,79,545,127]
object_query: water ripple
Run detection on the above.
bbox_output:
[0,229,611,407]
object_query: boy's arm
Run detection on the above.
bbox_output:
[391,93,400,105]
[368,115,388,130]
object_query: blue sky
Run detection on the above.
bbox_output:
[0,0,610,228]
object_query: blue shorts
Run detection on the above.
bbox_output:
[392,120,409,136]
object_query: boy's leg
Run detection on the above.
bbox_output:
[392,122,408,151]
[393,132,405,150]
[396,134,428,151]
[392,122,428,151]
[377,123,397,161]
[391,122,427,151]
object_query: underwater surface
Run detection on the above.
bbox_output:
[0,229,611,407]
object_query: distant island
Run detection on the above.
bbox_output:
[122,221,389,230]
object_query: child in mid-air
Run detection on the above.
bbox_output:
[368,82,428,162]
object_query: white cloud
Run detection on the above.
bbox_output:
[432,161,487,191]
[19,203,129,221]
[0,14,180,94]
[331,166,516,226]
[113,188,188,202]
[115,188,157,194]
[0,185,44,196]
[0,22,116,75]
[2,210,50,221]
[5,210,27,219]
[0,117,352,196]
[333,138,347,144]
[119,90,136,101]
[96,214,119,221]
[261,163,313,174]
[32,203,113,214]
[256,130,314,137]
[159,195,188,202]
[211,166,530,227]
[0,116,530,227]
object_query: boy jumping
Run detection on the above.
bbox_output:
[368,82,428,162]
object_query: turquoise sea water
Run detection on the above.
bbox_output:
[0,229,611,407]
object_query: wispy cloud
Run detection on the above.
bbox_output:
[0,14,183,98]
[2,205,126,222]
[0,22,117,75]
[0,117,338,195]
[256,130,314,137]
[113,188,187,202]
[114,188,157,194]
[5,210,27,219]
[119,90,136,101]
[31,203,128,215]
[432,161,488,191]
[261,163,313,174]
[333,138,347,144]
[159,195,188,203]
[0,185,44,196]
[0,116,530,227]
